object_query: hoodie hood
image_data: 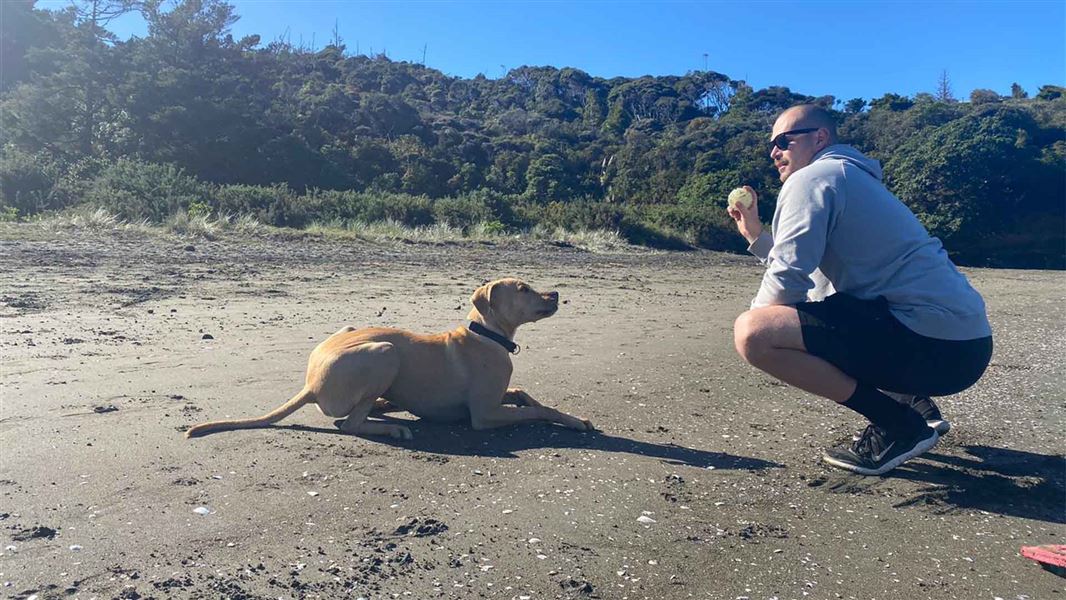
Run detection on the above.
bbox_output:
[813,144,883,182]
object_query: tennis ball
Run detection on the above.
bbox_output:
[728,187,754,210]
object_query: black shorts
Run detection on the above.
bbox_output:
[795,293,993,397]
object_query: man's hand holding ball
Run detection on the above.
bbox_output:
[726,186,762,244]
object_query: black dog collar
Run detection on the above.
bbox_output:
[468,321,520,354]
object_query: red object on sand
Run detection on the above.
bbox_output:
[1021,545,1066,576]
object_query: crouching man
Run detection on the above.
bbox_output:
[728,104,993,475]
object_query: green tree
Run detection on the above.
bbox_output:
[582,89,606,127]
[869,93,914,112]
[1036,85,1065,101]
[122,0,269,183]
[844,98,866,113]
[884,107,1053,254]
[0,0,62,92]
[970,89,1002,104]
[525,153,572,201]
[1,1,132,158]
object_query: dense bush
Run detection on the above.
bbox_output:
[884,106,1064,263]
[213,184,298,226]
[648,204,747,252]
[0,149,61,216]
[432,194,496,230]
[83,159,211,222]
[533,200,626,231]
[293,189,435,228]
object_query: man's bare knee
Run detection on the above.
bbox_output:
[734,310,769,365]
[734,307,805,366]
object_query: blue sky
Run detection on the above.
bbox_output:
[42,0,1065,102]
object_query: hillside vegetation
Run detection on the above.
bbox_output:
[2,0,1063,266]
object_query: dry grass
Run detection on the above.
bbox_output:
[28,209,638,253]
[35,206,151,233]
[305,218,466,243]
[306,218,633,252]
[528,225,629,252]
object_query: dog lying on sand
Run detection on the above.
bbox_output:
[185,278,593,439]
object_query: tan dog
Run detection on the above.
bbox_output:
[185,278,593,439]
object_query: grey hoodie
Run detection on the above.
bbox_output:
[748,144,992,341]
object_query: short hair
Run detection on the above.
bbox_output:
[783,104,838,143]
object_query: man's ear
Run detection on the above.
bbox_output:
[816,127,830,149]
[470,281,495,316]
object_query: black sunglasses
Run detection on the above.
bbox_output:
[770,127,819,151]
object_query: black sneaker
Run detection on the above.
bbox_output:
[906,395,950,435]
[825,424,939,476]
[852,394,950,441]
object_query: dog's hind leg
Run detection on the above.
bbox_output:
[318,342,412,440]
[337,404,413,440]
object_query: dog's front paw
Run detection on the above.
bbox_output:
[567,417,595,432]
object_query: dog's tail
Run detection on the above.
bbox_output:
[184,387,315,438]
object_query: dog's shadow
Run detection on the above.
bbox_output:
[282,419,782,471]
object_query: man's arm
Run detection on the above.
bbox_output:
[751,178,836,307]
[748,230,834,301]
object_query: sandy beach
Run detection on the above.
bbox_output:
[1,224,1063,600]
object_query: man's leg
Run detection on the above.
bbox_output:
[883,392,950,435]
[733,305,856,401]
[734,305,937,475]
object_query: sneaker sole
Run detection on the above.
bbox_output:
[928,419,950,435]
[852,419,950,441]
[824,430,940,476]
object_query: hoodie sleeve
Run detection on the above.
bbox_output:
[747,231,774,264]
[751,176,836,308]
[749,230,836,301]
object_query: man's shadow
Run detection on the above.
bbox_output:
[283,418,782,471]
[819,445,1065,524]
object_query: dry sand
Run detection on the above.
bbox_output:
[1,224,1063,600]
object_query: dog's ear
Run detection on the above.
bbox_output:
[470,281,495,316]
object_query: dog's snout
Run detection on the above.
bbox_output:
[546,291,559,301]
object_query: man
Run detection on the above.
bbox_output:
[728,104,993,476]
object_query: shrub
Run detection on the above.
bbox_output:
[213,184,298,227]
[293,190,434,228]
[647,204,747,251]
[84,159,211,223]
[535,200,627,231]
[377,193,436,227]
[676,171,742,207]
[433,189,523,230]
[49,156,110,210]
[0,149,61,216]
[525,200,692,249]
[616,214,690,249]
[432,195,494,229]
[469,220,506,237]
